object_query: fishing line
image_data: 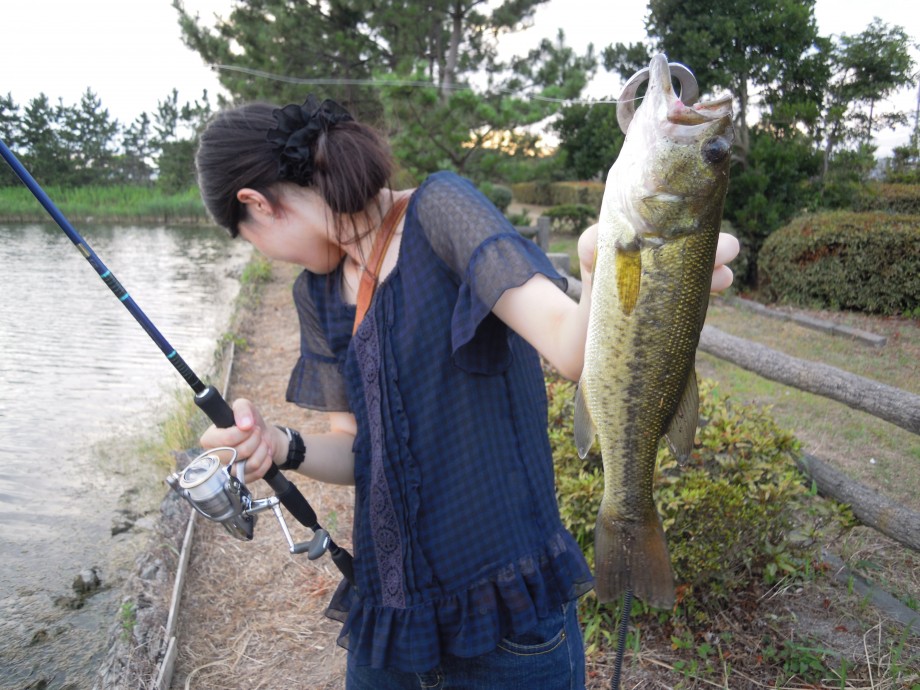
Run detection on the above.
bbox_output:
[0,139,355,587]
[213,63,628,106]
[610,588,634,690]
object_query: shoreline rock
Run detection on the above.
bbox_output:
[94,451,196,690]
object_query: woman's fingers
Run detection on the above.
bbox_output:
[710,264,734,293]
[715,232,740,267]
[710,233,739,292]
[198,397,275,483]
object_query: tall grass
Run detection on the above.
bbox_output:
[0,185,210,223]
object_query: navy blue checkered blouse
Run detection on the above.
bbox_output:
[286,171,593,672]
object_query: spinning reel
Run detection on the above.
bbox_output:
[167,447,332,561]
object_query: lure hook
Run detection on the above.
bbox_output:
[616,62,699,135]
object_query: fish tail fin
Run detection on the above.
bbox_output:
[594,502,675,608]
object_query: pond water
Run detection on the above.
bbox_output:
[0,223,252,688]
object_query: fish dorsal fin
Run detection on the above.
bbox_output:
[573,381,596,460]
[665,367,700,465]
[615,250,641,315]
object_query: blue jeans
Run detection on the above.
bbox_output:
[346,601,585,690]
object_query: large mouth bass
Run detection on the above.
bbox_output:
[574,54,733,607]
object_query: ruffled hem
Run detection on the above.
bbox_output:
[327,527,593,673]
[286,353,351,411]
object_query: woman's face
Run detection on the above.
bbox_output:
[237,185,345,274]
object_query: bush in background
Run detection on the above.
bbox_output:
[759,211,920,316]
[853,183,920,215]
[543,204,597,234]
[477,181,513,213]
[512,180,604,209]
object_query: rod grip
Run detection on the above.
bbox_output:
[194,385,236,429]
[267,467,318,527]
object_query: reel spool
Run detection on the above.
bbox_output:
[168,447,255,540]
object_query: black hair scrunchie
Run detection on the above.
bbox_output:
[266,95,354,184]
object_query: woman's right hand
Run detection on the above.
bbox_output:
[199,398,279,484]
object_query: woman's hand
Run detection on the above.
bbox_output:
[577,224,739,292]
[199,398,282,484]
[711,232,739,292]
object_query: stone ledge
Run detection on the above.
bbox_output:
[724,296,887,347]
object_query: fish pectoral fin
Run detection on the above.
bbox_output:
[665,368,700,465]
[573,382,597,460]
[615,249,641,315]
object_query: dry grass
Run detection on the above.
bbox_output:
[170,260,352,689]
[701,297,920,512]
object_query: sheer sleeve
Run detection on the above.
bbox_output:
[286,271,351,411]
[414,172,566,373]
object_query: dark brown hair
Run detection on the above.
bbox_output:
[195,101,393,240]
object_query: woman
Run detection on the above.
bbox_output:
[196,96,738,690]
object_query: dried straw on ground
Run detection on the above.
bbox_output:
[171,260,352,689]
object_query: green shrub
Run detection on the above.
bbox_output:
[548,374,829,628]
[477,181,513,213]
[854,183,920,215]
[511,181,554,205]
[759,211,920,315]
[550,181,604,208]
[544,204,597,235]
[510,181,604,209]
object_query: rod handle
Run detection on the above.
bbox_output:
[193,387,290,491]
[194,385,236,429]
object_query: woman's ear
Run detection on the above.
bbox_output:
[236,188,275,220]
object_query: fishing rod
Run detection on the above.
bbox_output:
[0,139,354,587]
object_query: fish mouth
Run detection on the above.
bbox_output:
[668,94,732,126]
[617,53,733,135]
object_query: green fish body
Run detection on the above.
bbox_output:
[575,54,734,607]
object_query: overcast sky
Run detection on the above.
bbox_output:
[3,0,918,156]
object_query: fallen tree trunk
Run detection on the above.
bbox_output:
[796,454,920,554]
[698,325,920,435]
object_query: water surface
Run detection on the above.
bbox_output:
[0,223,252,688]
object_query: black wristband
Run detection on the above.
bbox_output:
[275,426,306,471]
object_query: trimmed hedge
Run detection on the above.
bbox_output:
[512,180,604,210]
[854,183,920,215]
[759,211,920,315]
[543,204,597,235]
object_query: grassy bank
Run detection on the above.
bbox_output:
[0,184,210,224]
[701,298,920,512]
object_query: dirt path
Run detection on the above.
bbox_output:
[171,260,351,689]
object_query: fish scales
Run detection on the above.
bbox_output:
[574,54,733,607]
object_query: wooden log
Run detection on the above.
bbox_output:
[796,453,920,554]
[698,325,920,435]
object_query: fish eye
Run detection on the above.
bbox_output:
[701,136,731,164]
